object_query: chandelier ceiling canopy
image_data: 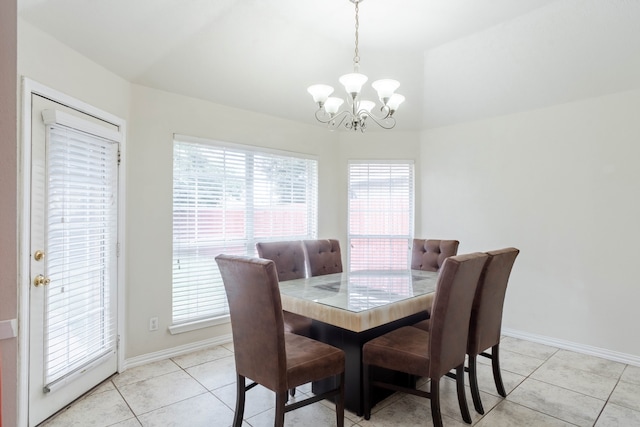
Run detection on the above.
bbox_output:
[307,0,405,132]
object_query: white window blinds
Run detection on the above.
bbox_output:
[348,161,414,271]
[172,136,318,325]
[45,124,118,389]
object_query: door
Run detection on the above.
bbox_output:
[28,94,122,426]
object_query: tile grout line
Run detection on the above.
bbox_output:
[110,378,142,426]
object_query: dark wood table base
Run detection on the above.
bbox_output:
[310,311,429,415]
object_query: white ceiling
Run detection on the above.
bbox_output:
[17,0,640,130]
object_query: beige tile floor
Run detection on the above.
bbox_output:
[41,337,640,426]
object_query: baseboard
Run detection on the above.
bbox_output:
[502,328,640,367]
[121,333,233,371]
[121,329,640,373]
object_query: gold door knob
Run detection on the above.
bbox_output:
[34,250,45,261]
[33,275,51,287]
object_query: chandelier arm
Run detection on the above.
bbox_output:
[328,112,351,130]
[313,108,332,124]
[355,104,391,120]
[314,108,351,126]
[360,111,397,130]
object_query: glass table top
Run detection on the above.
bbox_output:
[278,269,439,313]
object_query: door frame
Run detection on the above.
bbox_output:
[18,78,127,426]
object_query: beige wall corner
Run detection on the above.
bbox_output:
[0,0,18,426]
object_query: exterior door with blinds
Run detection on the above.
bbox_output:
[28,94,122,426]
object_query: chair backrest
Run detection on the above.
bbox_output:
[303,239,343,276]
[411,239,460,271]
[215,254,287,391]
[467,247,520,356]
[256,240,307,281]
[428,252,488,379]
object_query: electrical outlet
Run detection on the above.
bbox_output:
[149,317,158,331]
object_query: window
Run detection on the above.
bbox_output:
[172,135,318,330]
[348,161,414,271]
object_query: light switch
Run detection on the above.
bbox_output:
[0,319,17,340]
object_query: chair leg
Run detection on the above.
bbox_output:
[430,378,443,427]
[275,391,287,427]
[289,387,296,398]
[468,355,484,414]
[491,344,507,397]
[336,372,345,427]
[455,365,472,424]
[363,364,372,420]
[233,374,246,427]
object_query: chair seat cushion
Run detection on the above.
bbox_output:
[363,326,431,378]
[283,311,312,336]
[285,333,345,389]
[412,319,430,332]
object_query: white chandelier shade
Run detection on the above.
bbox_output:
[307,0,404,131]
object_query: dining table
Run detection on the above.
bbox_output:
[278,269,439,415]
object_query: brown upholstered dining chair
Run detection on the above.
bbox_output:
[412,247,520,415]
[303,239,343,276]
[256,240,308,281]
[464,247,520,414]
[362,252,489,427]
[256,240,313,398]
[411,238,460,271]
[255,240,312,337]
[215,254,345,427]
[411,238,460,327]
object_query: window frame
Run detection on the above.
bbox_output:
[170,134,318,333]
[347,160,415,272]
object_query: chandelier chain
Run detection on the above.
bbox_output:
[353,0,360,68]
[307,0,403,131]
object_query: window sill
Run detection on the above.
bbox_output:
[168,315,230,335]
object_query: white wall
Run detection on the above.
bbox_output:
[19,4,640,368]
[125,85,343,357]
[420,89,640,359]
[17,18,424,361]
[124,87,425,358]
[1,2,18,425]
[17,18,340,359]
[18,20,131,121]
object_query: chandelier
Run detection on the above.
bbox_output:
[307,0,404,132]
